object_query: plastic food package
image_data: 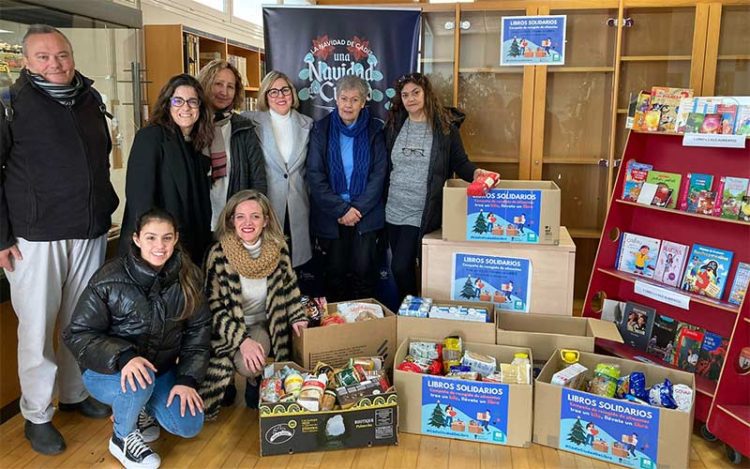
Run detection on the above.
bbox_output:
[300,296,323,327]
[428,305,488,323]
[587,363,621,397]
[320,314,346,326]
[511,353,531,384]
[398,295,432,318]
[461,350,497,377]
[260,376,283,403]
[648,379,678,409]
[672,384,694,412]
[551,363,588,389]
[446,370,480,380]
[409,341,442,361]
[396,357,423,373]
[442,336,463,373]
[337,302,384,323]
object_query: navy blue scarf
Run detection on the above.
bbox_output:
[327,108,371,198]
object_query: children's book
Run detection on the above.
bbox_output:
[645,171,682,209]
[696,190,716,216]
[695,331,729,381]
[736,105,750,135]
[650,86,694,133]
[679,173,714,212]
[700,113,722,134]
[728,262,750,306]
[720,176,749,219]
[740,196,750,222]
[636,182,658,206]
[717,103,738,135]
[653,240,689,287]
[631,91,651,131]
[615,232,662,278]
[684,112,706,134]
[618,302,657,351]
[681,244,735,299]
[621,161,653,202]
[674,97,697,133]
[712,177,726,217]
[672,323,705,372]
[646,314,679,361]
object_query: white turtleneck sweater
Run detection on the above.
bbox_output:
[270,109,294,164]
[240,238,268,327]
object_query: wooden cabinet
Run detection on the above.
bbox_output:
[143,24,263,112]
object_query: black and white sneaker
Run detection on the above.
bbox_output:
[109,430,161,469]
[137,410,160,443]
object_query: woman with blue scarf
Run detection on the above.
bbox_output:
[307,76,387,301]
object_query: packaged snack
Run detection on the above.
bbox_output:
[335,380,381,409]
[672,384,694,412]
[260,376,283,403]
[321,389,337,411]
[399,295,432,318]
[300,296,323,327]
[648,379,678,409]
[587,364,621,397]
[428,305,488,323]
[627,372,648,401]
[396,357,424,373]
[351,357,383,371]
[298,374,328,411]
[364,368,391,392]
[337,302,384,322]
[483,371,504,383]
[551,363,588,389]
[283,370,304,396]
[615,375,630,399]
[409,342,442,362]
[442,336,463,373]
[461,351,497,377]
[321,314,346,326]
[312,362,336,389]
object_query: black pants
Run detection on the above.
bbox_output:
[319,226,378,302]
[387,223,421,301]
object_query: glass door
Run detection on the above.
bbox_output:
[706,3,750,96]
[421,8,458,107]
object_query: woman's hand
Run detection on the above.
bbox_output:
[121,357,158,392]
[240,337,266,374]
[291,320,308,337]
[473,168,500,183]
[167,385,204,417]
[338,207,362,226]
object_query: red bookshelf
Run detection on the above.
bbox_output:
[582,130,749,458]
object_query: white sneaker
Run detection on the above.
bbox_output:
[137,410,160,443]
[109,430,161,469]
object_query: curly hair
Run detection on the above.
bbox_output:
[148,73,214,151]
[386,72,451,135]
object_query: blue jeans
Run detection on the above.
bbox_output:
[82,368,204,439]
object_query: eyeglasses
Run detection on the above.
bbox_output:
[170,96,201,109]
[396,72,424,86]
[402,147,425,157]
[267,86,293,98]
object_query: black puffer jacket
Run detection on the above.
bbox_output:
[226,113,267,197]
[63,248,211,389]
[384,108,476,236]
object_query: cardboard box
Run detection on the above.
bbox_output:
[442,179,561,245]
[293,299,397,370]
[259,362,398,456]
[421,228,576,316]
[496,312,623,369]
[397,300,496,346]
[394,338,533,447]
[534,350,695,469]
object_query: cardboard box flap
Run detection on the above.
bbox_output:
[586,318,623,343]
[444,179,560,191]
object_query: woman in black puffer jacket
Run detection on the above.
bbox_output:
[64,208,210,469]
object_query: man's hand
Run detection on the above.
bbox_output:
[337,207,362,226]
[0,245,22,272]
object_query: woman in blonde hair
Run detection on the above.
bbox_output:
[197,60,266,231]
[200,190,308,418]
[243,71,313,269]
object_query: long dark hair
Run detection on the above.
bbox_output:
[149,74,214,152]
[386,72,451,135]
[133,208,204,319]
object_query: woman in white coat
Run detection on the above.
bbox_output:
[243,71,313,269]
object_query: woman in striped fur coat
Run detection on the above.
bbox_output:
[200,190,308,419]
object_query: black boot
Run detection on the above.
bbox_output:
[59,396,111,419]
[221,383,237,407]
[24,421,66,455]
[245,380,259,409]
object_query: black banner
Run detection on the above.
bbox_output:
[263,6,421,122]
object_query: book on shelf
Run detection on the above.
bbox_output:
[646,314,679,361]
[679,173,714,212]
[728,262,750,306]
[700,113,722,134]
[615,232,662,279]
[695,331,728,381]
[736,105,750,135]
[696,190,717,216]
[636,182,659,206]
[675,97,721,132]
[740,196,750,222]
[650,86,693,133]
[720,176,749,220]
[621,160,653,202]
[653,240,689,287]
[618,302,656,351]
[681,244,734,300]
[645,171,682,209]
[684,112,706,134]
[717,103,738,135]
[628,90,651,131]
[671,322,704,372]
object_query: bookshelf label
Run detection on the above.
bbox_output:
[682,133,746,149]
[634,280,690,310]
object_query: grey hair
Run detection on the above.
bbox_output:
[336,75,369,101]
[22,24,73,56]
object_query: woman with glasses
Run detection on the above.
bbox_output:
[197,60,266,232]
[384,72,498,300]
[243,71,313,271]
[120,74,214,264]
[306,76,387,301]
